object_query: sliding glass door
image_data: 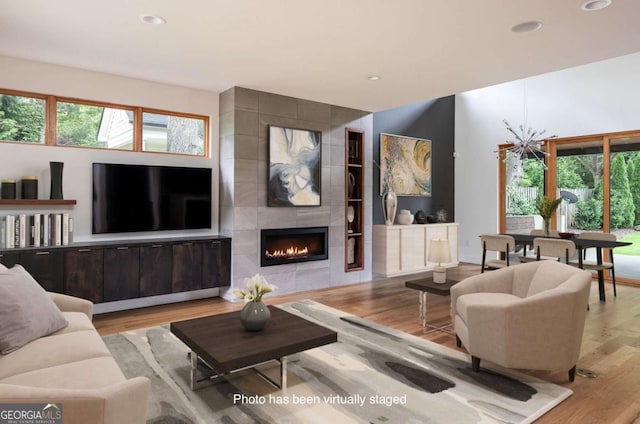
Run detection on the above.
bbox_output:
[554,137,604,233]
[499,130,640,286]
[607,135,640,283]
[500,147,546,235]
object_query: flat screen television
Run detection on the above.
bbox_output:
[92,163,212,234]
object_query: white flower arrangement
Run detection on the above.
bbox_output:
[233,274,277,303]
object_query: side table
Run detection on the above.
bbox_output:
[405,277,458,332]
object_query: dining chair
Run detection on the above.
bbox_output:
[479,234,515,273]
[519,229,561,262]
[533,237,577,264]
[530,229,560,237]
[572,232,617,296]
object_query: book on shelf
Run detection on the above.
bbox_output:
[33,214,41,247]
[52,214,62,247]
[0,213,73,249]
[26,215,34,247]
[2,215,15,249]
[14,216,20,247]
[62,213,69,246]
[42,213,50,247]
[68,217,74,244]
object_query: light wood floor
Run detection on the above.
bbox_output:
[94,264,640,424]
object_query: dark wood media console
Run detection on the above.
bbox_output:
[0,236,231,304]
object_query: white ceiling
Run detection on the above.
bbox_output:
[1,0,639,112]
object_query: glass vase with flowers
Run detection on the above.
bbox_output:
[535,195,563,236]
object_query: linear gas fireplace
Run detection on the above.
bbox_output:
[261,227,328,267]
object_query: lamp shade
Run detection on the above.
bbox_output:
[428,239,451,264]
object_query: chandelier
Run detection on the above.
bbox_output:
[496,119,557,169]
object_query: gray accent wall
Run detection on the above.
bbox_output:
[219,87,373,297]
[372,96,455,224]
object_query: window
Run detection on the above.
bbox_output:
[0,88,209,157]
[142,112,205,155]
[57,101,134,150]
[0,93,46,143]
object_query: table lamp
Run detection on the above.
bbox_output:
[429,239,451,283]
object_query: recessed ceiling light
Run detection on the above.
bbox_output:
[511,21,543,33]
[139,15,166,25]
[581,0,612,11]
[368,75,381,81]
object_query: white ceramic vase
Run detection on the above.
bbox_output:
[382,191,397,225]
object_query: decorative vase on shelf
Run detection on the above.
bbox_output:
[414,210,428,224]
[543,218,551,236]
[347,237,356,264]
[347,205,355,233]
[348,172,356,198]
[239,301,271,331]
[49,161,64,200]
[382,190,397,225]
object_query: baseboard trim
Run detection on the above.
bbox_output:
[93,288,220,314]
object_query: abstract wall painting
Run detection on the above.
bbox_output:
[268,125,321,206]
[380,133,432,196]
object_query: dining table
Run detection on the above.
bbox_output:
[504,233,631,302]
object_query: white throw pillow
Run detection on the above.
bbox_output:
[0,265,68,354]
[0,263,7,272]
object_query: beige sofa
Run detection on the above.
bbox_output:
[0,292,150,424]
[451,260,592,381]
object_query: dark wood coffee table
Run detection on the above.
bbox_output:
[170,306,337,392]
[405,277,458,332]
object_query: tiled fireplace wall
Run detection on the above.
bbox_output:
[219,87,373,297]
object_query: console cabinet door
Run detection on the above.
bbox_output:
[400,227,426,272]
[0,252,20,268]
[1,250,64,293]
[202,239,231,288]
[140,243,172,297]
[17,250,64,293]
[172,242,203,292]
[64,248,104,303]
[103,246,140,302]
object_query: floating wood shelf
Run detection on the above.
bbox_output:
[0,199,77,206]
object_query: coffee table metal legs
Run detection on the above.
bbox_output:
[189,350,224,390]
[418,292,453,333]
[255,356,288,394]
[190,349,199,390]
[419,291,428,327]
[282,357,287,392]
[189,350,289,392]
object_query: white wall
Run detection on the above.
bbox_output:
[0,56,221,241]
[455,52,640,264]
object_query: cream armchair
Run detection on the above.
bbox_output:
[451,261,592,382]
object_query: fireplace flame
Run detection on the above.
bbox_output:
[265,245,309,259]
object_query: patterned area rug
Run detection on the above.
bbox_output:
[103,300,571,423]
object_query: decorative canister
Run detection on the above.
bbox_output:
[21,176,38,199]
[397,209,414,225]
[1,179,17,199]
